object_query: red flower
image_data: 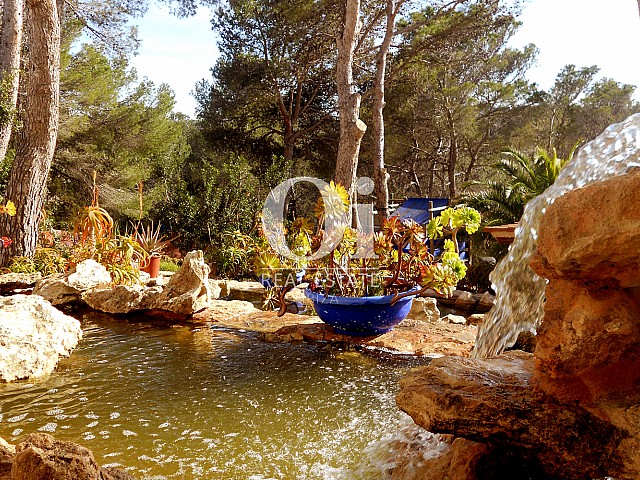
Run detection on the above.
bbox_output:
[0,237,12,248]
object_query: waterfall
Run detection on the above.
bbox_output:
[473,113,640,358]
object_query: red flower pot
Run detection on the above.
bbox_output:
[141,255,161,279]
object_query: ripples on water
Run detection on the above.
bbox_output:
[473,113,640,357]
[0,311,431,479]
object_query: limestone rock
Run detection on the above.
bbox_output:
[34,260,111,305]
[227,280,265,303]
[531,277,640,402]
[476,291,495,313]
[82,285,162,314]
[0,273,42,295]
[390,434,490,480]
[0,295,82,382]
[83,251,212,316]
[454,291,476,311]
[11,433,135,480]
[0,436,14,480]
[531,169,640,288]
[208,279,230,299]
[409,297,440,323]
[396,351,625,479]
[155,250,211,314]
[442,314,466,325]
[466,314,484,326]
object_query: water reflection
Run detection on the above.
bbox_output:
[0,311,428,479]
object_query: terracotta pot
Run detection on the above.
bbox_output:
[141,255,161,278]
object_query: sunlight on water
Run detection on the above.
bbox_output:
[0,311,430,479]
[473,113,640,358]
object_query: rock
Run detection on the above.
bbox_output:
[476,291,495,313]
[396,351,625,479]
[0,273,42,295]
[82,285,162,314]
[83,251,212,316]
[531,169,640,288]
[0,295,82,382]
[454,291,476,311]
[193,299,260,322]
[442,314,466,325]
[11,432,135,480]
[397,170,640,480]
[262,318,477,356]
[509,330,536,353]
[227,280,265,303]
[466,313,484,326]
[389,434,490,480]
[34,260,111,305]
[208,279,230,299]
[0,436,14,480]
[156,250,211,314]
[409,297,440,322]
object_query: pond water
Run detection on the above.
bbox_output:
[0,311,430,479]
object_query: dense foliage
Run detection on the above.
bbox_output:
[0,0,638,276]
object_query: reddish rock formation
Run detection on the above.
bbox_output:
[397,352,625,479]
[1,432,135,480]
[397,171,640,479]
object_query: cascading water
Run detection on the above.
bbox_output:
[472,113,640,358]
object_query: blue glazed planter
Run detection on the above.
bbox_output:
[304,288,418,336]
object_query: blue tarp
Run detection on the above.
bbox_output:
[391,197,449,225]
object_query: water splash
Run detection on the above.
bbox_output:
[473,113,640,358]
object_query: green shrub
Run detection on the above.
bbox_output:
[159,257,181,272]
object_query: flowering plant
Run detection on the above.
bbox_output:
[0,200,15,248]
[254,181,481,307]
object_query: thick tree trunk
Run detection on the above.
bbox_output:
[0,0,24,162]
[335,0,366,194]
[371,0,397,219]
[0,0,61,264]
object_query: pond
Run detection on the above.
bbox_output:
[0,311,431,479]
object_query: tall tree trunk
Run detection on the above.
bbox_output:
[0,0,24,162]
[0,0,61,264]
[335,0,366,195]
[371,0,398,219]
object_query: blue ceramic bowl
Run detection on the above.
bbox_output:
[305,288,418,336]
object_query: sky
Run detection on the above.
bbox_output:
[129,0,640,118]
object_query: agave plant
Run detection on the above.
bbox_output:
[133,221,176,257]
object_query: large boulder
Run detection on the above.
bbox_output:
[531,169,640,288]
[397,170,640,480]
[10,433,135,480]
[0,295,82,382]
[82,285,162,314]
[33,260,111,305]
[396,351,625,479]
[83,250,212,316]
[154,250,212,314]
